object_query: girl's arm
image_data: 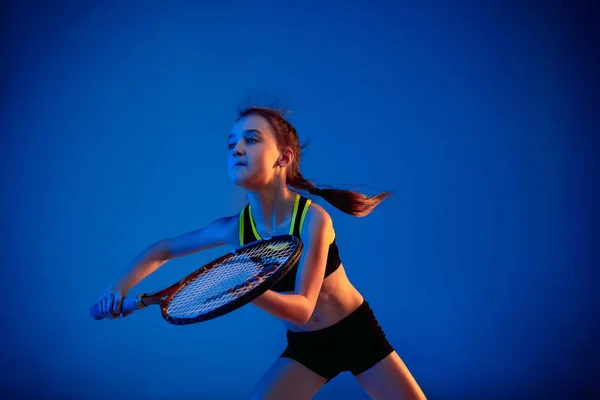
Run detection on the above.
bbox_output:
[98,214,238,318]
[251,205,334,324]
[115,215,238,292]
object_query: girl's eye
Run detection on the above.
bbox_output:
[228,137,258,149]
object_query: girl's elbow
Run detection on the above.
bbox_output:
[297,298,317,324]
[153,240,172,261]
[296,313,311,325]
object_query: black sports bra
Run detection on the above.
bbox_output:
[238,194,341,293]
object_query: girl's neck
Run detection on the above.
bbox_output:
[246,186,297,235]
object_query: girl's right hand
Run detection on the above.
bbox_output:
[96,283,132,319]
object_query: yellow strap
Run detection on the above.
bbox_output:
[248,204,261,240]
[298,198,312,235]
[239,207,245,246]
[288,194,301,235]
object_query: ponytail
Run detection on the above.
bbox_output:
[287,172,393,217]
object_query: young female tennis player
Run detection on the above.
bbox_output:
[96,106,426,399]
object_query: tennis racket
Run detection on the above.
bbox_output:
[89,234,303,325]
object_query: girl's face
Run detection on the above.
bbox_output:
[227,114,283,189]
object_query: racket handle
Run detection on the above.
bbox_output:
[89,295,144,320]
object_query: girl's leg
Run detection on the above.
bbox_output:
[249,357,328,400]
[354,351,427,400]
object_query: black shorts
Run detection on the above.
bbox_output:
[279,300,394,382]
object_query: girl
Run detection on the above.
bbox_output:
[96,106,427,399]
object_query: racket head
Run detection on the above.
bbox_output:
[160,234,303,325]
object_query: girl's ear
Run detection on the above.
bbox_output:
[279,148,294,167]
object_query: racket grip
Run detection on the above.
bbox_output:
[89,295,144,320]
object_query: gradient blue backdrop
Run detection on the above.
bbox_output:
[2,1,598,399]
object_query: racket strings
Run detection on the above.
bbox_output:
[166,239,297,320]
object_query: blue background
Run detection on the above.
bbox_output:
[2,1,598,399]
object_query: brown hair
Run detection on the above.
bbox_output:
[236,106,393,217]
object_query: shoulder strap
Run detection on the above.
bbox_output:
[239,204,260,246]
[289,195,312,238]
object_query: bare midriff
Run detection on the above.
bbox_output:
[281,263,365,332]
